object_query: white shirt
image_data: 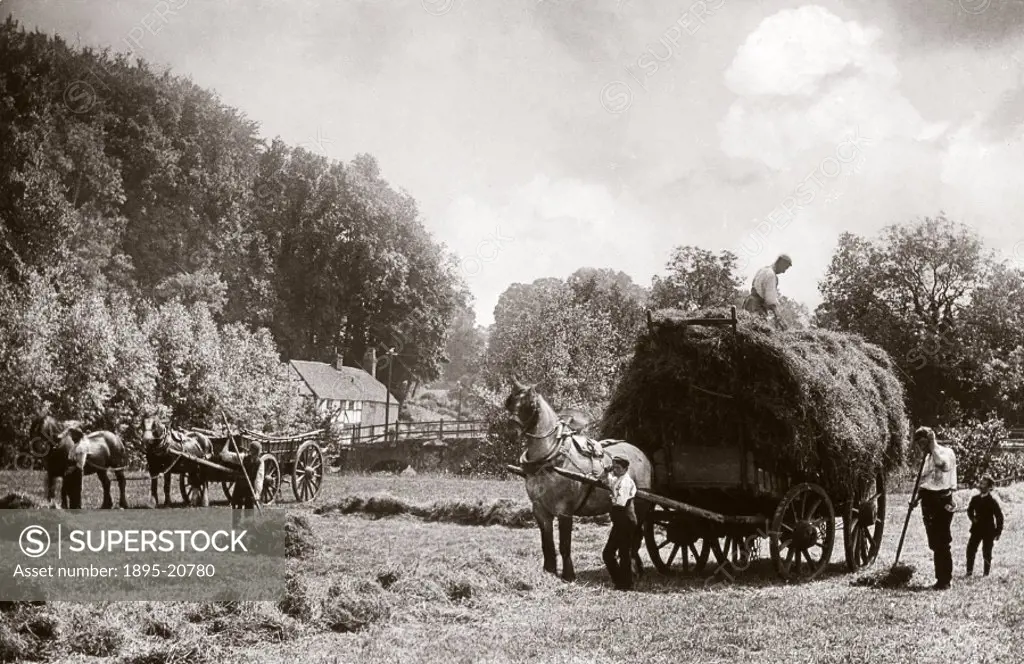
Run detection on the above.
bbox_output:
[918,445,957,491]
[606,472,636,506]
[751,266,780,307]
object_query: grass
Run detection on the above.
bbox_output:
[1,469,1023,663]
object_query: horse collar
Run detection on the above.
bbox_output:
[518,424,568,474]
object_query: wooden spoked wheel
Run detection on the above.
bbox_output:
[644,504,711,575]
[844,472,886,572]
[179,472,206,506]
[708,533,754,571]
[769,483,835,582]
[291,441,324,502]
[260,455,281,505]
[222,456,281,505]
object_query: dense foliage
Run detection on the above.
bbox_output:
[0,19,466,460]
[815,214,1024,427]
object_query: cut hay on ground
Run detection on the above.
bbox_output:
[600,308,910,500]
[0,492,41,509]
[284,514,319,560]
[314,494,607,528]
[850,564,916,589]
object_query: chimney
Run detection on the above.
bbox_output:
[335,351,344,372]
[362,348,377,378]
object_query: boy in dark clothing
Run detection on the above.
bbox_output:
[231,441,264,529]
[966,475,1004,577]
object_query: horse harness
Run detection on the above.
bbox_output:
[518,421,611,514]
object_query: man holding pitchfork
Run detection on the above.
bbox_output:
[911,426,958,590]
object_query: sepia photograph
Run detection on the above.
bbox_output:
[1,0,1023,662]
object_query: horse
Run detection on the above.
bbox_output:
[140,415,213,507]
[505,379,653,583]
[30,415,129,510]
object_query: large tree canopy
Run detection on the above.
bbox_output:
[483,268,647,415]
[815,214,1024,425]
[650,246,743,310]
[0,19,466,394]
[0,19,468,450]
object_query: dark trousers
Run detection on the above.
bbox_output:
[603,502,637,589]
[920,489,954,585]
[231,487,257,529]
[966,532,995,575]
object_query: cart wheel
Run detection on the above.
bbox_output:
[291,441,324,502]
[644,504,712,575]
[770,483,835,582]
[179,472,206,507]
[844,472,886,572]
[709,533,754,570]
[221,482,235,502]
[260,454,281,506]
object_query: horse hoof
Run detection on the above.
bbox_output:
[562,573,576,583]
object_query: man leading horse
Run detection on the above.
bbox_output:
[505,378,652,588]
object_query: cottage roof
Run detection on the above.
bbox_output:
[289,360,395,404]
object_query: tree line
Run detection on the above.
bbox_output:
[459,215,1024,477]
[0,19,466,455]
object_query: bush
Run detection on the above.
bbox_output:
[936,417,1007,487]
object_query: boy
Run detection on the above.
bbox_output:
[602,456,637,591]
[231,441,265,527]
[966,475,1004,577]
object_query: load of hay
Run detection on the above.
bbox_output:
[600,308,910,500]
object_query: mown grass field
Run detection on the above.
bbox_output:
[1,468,1023,663]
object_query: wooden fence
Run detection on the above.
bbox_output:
[337,419,489,446]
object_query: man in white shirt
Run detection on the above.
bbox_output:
[912,426,958,590]
[743,254,792,329]
[602,456,638,590]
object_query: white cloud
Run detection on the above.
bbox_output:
[724,5,892,98]
[719,5,946,170]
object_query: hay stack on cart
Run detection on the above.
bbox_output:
[597,307,909,582]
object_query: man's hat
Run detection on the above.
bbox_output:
[914,426,935,442]
[612,455,629,468]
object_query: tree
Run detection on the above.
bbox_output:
[440,303,486,387]
[483,270,645,416]
[815,214,1009,425]
[650,246,743,310]
[777,296,812,330]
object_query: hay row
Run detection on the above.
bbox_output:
[600,308,910,500]
[314,494,609,528]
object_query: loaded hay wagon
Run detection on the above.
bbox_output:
[559,306,909,583]
[171,427,326,506]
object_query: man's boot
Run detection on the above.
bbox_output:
[984,560,991,576]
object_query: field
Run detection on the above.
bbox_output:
[1,469,1023,664]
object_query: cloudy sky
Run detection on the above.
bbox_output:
[5,0,1024,324]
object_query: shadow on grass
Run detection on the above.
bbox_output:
[571,557,866,592]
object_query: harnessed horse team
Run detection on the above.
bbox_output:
[28,413,218,509]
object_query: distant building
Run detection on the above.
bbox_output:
[289,358,397,437]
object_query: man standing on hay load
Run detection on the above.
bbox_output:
[743,254,792,329]
[602,456,638,591]
[912,426,958,590]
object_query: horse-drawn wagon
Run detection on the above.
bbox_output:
[557,306,908,583]
[170,427,326,506]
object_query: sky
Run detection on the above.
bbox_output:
[5,0,1024,325]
